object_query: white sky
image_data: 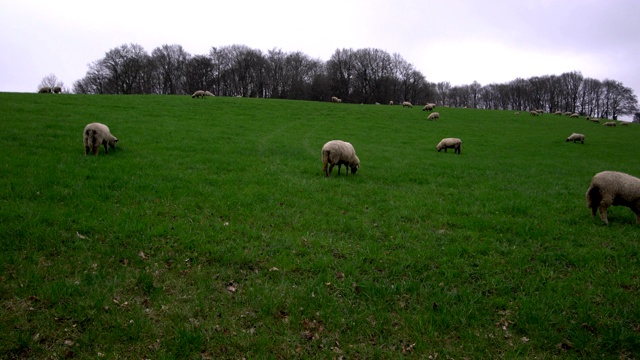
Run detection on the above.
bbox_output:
[1,0,639,102]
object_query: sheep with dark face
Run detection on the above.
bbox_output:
[38,87,52,93]
[83,123,118,156]
[436,138,462,154]
[586,171,640,225]
[402,101,412,108]
[427,112,440,120]
[321,140,360,177]
[53,86,62,94]
[603,121,617,127]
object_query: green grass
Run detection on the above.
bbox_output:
[1,93,639,358]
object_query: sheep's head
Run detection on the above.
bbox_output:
[108,136,118,149]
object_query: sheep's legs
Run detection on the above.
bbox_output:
[327,163,335,177]
[85,146,91,156]
[92,145,99,155]
[598,206,609,225]
[103,143,109,154]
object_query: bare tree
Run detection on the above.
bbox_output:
[151,44,191,94]
[38,74,64,92]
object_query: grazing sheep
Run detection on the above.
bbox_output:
[529,110,539,116]
[566,133,585,144]
[389,101,394,105]
[586,171,640,225]
[570,113,579,118]
[436,137,462,154]
[554,111,562,115]
[514,111,520,115]
[563,111,572,116]
[192,90,206,98]
[204,91,215,97]
[321,140,360,177]
[331,96,342,103]
[620,122,630,126]
[52,86,62,94]
[402,101,413,108]
[38,87,52,93]
[422,103,436,111]
[427,112,440,120]
[603,121,617,127]
[83,122,118,156]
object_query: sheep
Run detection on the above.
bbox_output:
[570,113,579,118]
[192,90,206,98]
[204,91,215,97]
[603,121,617,127]
[38,87,52,93]
[402,101,413,108]
[321,140,360,177]
[331,96,342,103]
[422,103,436,111]
[436,138,462,154]
[83,122,118,156]
[563,111,572,116]
[52,86,62,94]
[554,111,562,116]
[586,171,640,225]
[529,110,539,116]
[620,122,630,126]
[566,133,585,144]
[389,101,394,105]
[514,111,520,115]
[427,112,440,120]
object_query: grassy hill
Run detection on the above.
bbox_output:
[1,93,639,358]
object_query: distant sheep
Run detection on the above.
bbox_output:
[192,90,206,98]
[389,101,394,105]
[603,121,617,127]
[53,86,62,94]
[83,122,118,156]
[402,101,413,108]
[514,111,520,115]
[204,91,215,97]
[563,111,572,116]
[554,111,562,115]
[570,113,579,118]
[586,171,640,225]
[620,122,630,126]
[331,96,342,103]
[38,87,52,93]
[436,138,462,154]
[427,112,440,120]
[566,133,585,144]
[321,140,360,177]
[529,110,539,116]
[422,103,436,111]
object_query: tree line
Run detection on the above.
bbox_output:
[70,43,639,121]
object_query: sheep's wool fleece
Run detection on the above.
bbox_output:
[322,140,359,165]
[590,171,640,198]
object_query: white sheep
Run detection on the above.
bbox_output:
[436,138,462,154]
[422,103,436,111]
[204,91,215,97]
[389,101,394,106]
[554,111,562,116]
[529,110,539,116]
[586,171,640,225]
[566,133,585,144]
[321,140,360,177]
[603,121,617,127]
[402,101,413,108]
[192,90,206,98]
[427,112,440,120]
[570,113,579,118]
[331,96,343,103]
[83,122,118,156]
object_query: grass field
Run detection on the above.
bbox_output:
[1,93,639,359]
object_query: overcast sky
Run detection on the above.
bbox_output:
[1,0,639,101]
